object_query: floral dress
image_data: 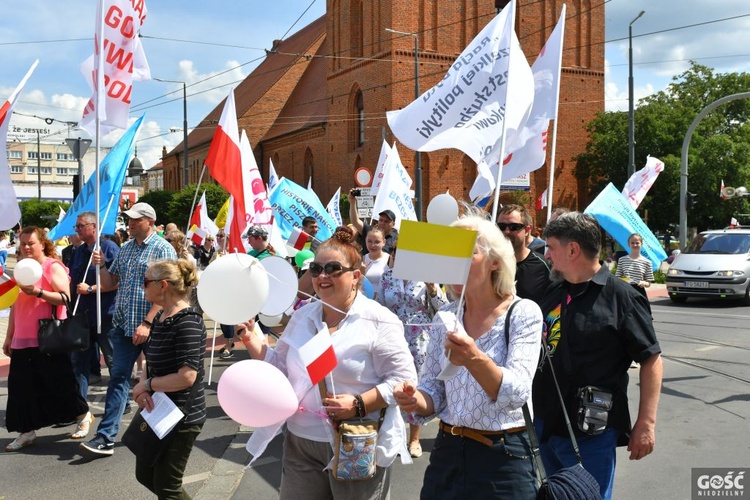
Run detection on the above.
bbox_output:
[377,267,449,373]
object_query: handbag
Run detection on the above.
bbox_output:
[504,301,602,500]
[121,381,199,466]
[37,293,90,355]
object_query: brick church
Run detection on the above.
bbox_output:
[161,0,604,223]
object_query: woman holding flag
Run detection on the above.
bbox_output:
[237,227,415,499]
[393,213,542,499]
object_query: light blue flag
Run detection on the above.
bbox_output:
[48,115,144,240]
[269,177,337,242]
[326,187,343,226]
[584,182,667,270]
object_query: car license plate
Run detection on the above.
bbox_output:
[684,281,709,288]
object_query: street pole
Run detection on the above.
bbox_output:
[386,28,422,219]
[628,11,645,179]
[36,130,41,201]
[155,78,189,188]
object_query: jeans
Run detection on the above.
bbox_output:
[71,316,112,400]
[95,326,144,443]
[135,423,202,500]
[0,249,7,269]
[536,418,619,500]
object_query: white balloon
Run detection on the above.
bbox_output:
[258,312,284,327]
[259,256,299,316]
[14,258,43,286]
[197,253,269,325]
[426,193,459,226]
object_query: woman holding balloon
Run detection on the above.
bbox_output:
[3,227,90,452]
[237,227,416,500]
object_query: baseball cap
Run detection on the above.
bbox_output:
[379,210,396,221]
[245,225,268,238]
[123,202,156,220]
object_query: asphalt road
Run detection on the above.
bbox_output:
[2,293,750,499]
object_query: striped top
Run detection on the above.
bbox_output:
[616,255,654,283]
[146,308,206,425]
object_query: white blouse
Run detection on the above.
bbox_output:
[363,253,390,294]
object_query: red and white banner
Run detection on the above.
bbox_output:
[536,189,548,210]
[1,60,38,230]
[80,0,151,135]
[287,227,311,251]
[621,156,665,209]
[721,179,727,201]
[190,191,219,237]
[188,224,207,246]
[299,327,338,386]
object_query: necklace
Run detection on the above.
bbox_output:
[162,300,186,319]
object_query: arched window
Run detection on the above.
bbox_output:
[356,91,365,147]
[304,147,314,187]
[349,87,365,151]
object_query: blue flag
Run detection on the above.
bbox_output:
[269,177,336,242]
[584,182,667,270]
[48,115,144,240]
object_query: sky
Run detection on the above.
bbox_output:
[2,0,750,174]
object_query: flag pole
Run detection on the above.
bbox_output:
[207,322,219,385]
[546,5,566,223]
[184,164,207,243]
[94,0,105,338]
[76,193,117,316]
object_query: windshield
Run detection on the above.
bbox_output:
[686,233,750,254]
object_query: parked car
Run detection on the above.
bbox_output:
[666,229,750,304]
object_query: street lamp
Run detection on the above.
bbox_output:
[628,10,645,179]
[154,78,189,188]
[386,27,422,220]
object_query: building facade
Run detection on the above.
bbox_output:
[162,0,604,222]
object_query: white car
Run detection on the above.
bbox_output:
[666,228,750,304]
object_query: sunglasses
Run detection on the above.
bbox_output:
[497,222,526,232]
[74,223,94,230]
[143,277,159,287]
[308,261,356,278]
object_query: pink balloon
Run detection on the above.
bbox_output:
[217,360,298,427]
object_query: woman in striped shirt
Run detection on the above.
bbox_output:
[616,233,655,298]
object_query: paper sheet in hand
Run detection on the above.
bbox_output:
[435,311,466,381]
[141,391,185,439]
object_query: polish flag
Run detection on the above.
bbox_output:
[536,189,548,210]
[188,225,207,246]
[205,90,245,253]
[299,327,338,386]
[721,179,727,201]
[190,193,204,228]
[287,227,311,251]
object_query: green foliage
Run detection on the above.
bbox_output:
[137,190,175,227]
[167,183,229,231]
[653,270,666,284]
[576,62,750,232]
[19,199,71,229]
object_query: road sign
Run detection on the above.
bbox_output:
[355,167,373,187]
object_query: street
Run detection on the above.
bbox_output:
[1,294,749,499]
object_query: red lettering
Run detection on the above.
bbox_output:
[131,0,146,22]
[103,39,134,72]
[104,5,135,38]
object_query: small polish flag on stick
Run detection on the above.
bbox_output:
[188,224,207,246]
[299,326,338,387]
[287,226,312,251]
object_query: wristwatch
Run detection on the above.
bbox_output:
[87,285,94,294]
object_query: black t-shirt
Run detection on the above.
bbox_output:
[532,265,660,444]
[147,308,207,425]
[516,250,551,305]
[358,222,398,255]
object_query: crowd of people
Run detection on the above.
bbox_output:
[1,197,662,500]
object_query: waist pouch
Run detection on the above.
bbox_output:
[332,419,379,481]
[576,386,613,436]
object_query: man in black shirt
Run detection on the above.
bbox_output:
[496,204,550,304]
[532,212,662,499]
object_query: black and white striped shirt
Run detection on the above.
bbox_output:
[616,255,654,283]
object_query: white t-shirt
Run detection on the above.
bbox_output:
[364,253,390,293]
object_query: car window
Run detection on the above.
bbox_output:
[686,233,750,254]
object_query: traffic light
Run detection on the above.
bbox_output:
[72,175,80,199]
[686,192,697,211]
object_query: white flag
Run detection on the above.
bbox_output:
[370,145,417,229]
[240,130,274,230]
[370,140,392,196]
[80,0,151,135]
[57,207,67,223]
[621,156,665,209]
[326,187,343,226]
[386,0,533,164]
[268,160,279,193]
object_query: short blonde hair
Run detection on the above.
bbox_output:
[452,211,516,298]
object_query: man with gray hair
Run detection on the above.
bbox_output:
[532,212,662,499]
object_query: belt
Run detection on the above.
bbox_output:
[438,421,526,447]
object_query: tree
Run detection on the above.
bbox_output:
[167,183,229,231]
[19,199,71,229]
[137,190,175,227]
[576,62,750,232]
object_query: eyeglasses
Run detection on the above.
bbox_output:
[143,277,159,287]
[217,234,225,238]
[496,222,526,232]
[74,223,94,230]
[308,261,356,278]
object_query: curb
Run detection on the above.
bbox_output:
[194,425,252,499]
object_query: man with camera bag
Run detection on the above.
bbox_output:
[348,188,398,255]
[532,212,662,500]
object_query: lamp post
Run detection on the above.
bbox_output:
[386,27,422,220]
[628,10,645,179]
[154,78,189,188]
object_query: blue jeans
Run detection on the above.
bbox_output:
[95,326,144,443]
[71,317,112,400]
[0,249,7,269]
[536,418,618,500]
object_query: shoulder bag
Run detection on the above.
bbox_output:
[38,292,90,355]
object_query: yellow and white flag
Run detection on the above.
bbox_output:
[392,220,477,285]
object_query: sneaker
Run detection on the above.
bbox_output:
[123,402,132,415]
[80,435,114,456]
[219,349,234,359]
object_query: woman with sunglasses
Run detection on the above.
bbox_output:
[130,258,206,498]
[237,227,416,500]
[393,212,542,499]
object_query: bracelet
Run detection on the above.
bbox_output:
[36,288,44,298]
[354,394,366,418]
[142,319,153,327]
[241,336,252,345]
[145,377,153,392]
